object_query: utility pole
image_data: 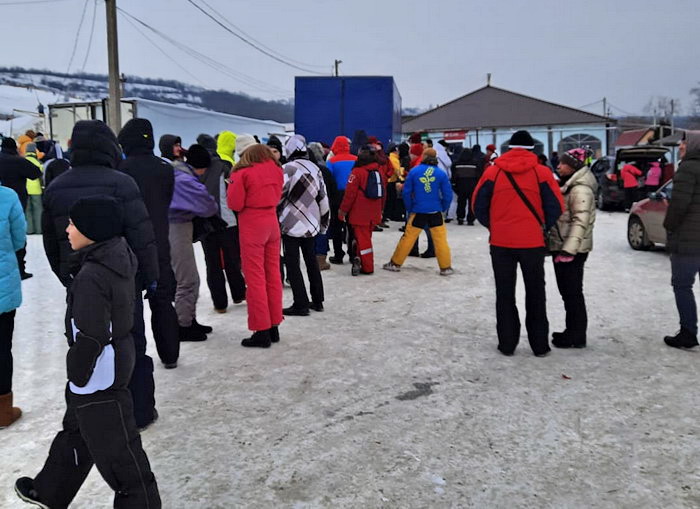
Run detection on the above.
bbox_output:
[602,97,607,117]
[487,73,491,86]
[334,59,342,77]
[106,0,121,131]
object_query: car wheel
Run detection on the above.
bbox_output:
[627,216,652,250]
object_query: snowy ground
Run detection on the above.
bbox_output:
[2,212,699,508]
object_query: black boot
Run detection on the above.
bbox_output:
[552,331,586,349]
[15,477,48,508]
[311,302,324,312]
[191,319,213,334]
[283,306,310,316]
[242,329,272,348]
[329,255,344,265]
[420,251,436,258]
[179,325,207,342]
[270,326,280,343]
[664,328,699,349]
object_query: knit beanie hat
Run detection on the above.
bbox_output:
[486,143,497,152]
[70,195,124,243]
[560,148,586,170]
[236,134,257,157]
[1,137,17,152]
[508,130,535,149]
[186,144,211,169]
[266,135,283,155]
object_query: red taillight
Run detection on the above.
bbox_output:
[606,174,618,181]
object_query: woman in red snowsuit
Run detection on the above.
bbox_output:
[338,149,386,275]
[227,144,284,347]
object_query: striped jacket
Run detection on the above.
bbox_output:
[279,158,330,238]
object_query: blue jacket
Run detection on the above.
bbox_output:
[0,186,26,313]
[403,164,453,214]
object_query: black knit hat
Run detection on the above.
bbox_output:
[1,137,17,152]
[70,120,121,168]
[186,144,211,169]
[266,135,283,154]
[70,195,124,243]
[508,130,535,149]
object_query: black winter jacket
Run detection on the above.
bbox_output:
[118,118,175,271]
[65,237,137,390]
[42,120,159,288]
[664,130,700,255]
[0,148,43,208]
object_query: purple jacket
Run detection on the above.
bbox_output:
[169,161,218,223]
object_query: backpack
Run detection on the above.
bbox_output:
[362,169,384,199]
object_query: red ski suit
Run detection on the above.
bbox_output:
[227,160,284,331]
[339,162,386,273]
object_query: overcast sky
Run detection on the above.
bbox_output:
[1,0,698,115]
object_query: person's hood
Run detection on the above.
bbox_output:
[684,130,700,160]
[159,134,182,161]
[78,237,136,279]
[355,162,380,173]
[307,142,326,165]
[493,148,540,174]
[350,130,368,155]
[331,136,350,155]
[217,131,237,164]
[70,120,121,168]
[456,148,473,164]
[561,166,597,194]
[398,142,410,158]
[196,133,217,154]
[118,118,155,156]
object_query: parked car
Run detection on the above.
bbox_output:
[592,146,670,211]
[627,180,672,250]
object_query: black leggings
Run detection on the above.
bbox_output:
[0,310,16,394]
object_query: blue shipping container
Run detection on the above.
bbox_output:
[295,76,402,147]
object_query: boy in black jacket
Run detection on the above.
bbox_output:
[16,196,161,509]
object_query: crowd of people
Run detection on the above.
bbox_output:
[0,120,698,507]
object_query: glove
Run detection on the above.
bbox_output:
[338,210,347,222]
[66,334,103,388]
[144,280,158,299]
[554,254,575,263]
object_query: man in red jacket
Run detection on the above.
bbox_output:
[338,147,386,275]
[472,130,564,357]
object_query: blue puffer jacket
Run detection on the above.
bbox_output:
[0,185,26,313]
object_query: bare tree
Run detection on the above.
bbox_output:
[690,83,700,116]
[643,96,681,120]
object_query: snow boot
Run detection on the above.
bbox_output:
[329,255,344,265]
[15,477,48,508]
[311,302,324,312]
[179,325,207,342]
[191,319,213,334]
[270,326,280,343]
[317,255,331,271]
[420,250,436,258]
[0,392,22,428]
[351,256,362,276]
[382,261,401,272]
[283,305,310,317]
[664,328,699,349]
[439,267,454,276]
[552,331,586,349]
[241,329,272,348]
[458,219,464,225]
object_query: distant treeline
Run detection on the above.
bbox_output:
[0,67,295,123]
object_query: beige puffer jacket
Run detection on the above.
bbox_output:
[548,166,597,254]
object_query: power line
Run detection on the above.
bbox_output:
[117,8,291,98]
[185,0,326,75]
[66,0,89,74]
[198,0,327,70]
[0,0,73,4]
[119,13,206,86]
[79,0,97,73]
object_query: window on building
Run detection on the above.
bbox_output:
[558,134,602,157]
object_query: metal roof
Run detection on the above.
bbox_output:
[402,85,612,133]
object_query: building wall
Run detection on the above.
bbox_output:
[425,123,612,158]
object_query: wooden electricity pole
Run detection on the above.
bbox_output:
[106,0,122,131]
[334,59,342,77]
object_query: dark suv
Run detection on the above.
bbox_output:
[591,146,670,211]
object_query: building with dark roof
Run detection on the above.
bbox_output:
[403,85,615,157]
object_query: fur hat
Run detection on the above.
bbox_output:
[70,195,123,243]
[508,130,535,150]
[236,134,257,157]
